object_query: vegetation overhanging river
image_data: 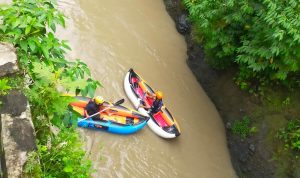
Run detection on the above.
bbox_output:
[56,0,237,177]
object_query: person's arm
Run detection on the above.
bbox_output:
[145,91,155,99]
[139,104,149,109]
[138,100,151,109]
[84,100,93,117]
[84,110,90,117]
[138,92,153,109]
[158,100,163,110]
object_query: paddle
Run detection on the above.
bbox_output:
[113,98,125,106]
[78,98,125,122]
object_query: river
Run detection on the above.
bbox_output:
[41,0,236,177]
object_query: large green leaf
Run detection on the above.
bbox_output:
[19,40,28,52]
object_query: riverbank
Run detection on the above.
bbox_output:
[163,1,300,177]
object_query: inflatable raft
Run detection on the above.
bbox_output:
[124,69,181,138]
[69,96,149,135]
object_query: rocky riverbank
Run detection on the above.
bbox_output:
[0,43,36,178]
[162,0,277,177]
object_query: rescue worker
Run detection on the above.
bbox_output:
[139,91,163,114]
[84,96,104,121]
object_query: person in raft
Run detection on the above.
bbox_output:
[84,96,105,121]
[139,91,163,114]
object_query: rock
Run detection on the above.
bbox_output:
[226,122,232,129]
[163,0,178,10]
[0,90,36,178]
[0,43,18,77]
[249,144,256,153]
[0,161,2,178]
[163,0,181,20]
[247,166,252,172]
[187,61,198,70]
[176,14,190,35]
[239,153,249,163]
[227,140,233,148]
[242,167,248,173]
[242,166,252,173]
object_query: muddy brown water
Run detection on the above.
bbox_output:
[1,0,236,177]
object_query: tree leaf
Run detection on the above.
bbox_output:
[50,23,56,32]
[19,40,28,52]
[41,46,50,58]
[58,15,65,28]
[12,18,21,29]
[63,166,73,173]
[28,39,36,51]
[25,25,31,35]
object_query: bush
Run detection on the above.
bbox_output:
[24,127,92,177]
[0,0,100,96]
[277,120,300,151]
[231,116,256,138]
[183,0,300,88]
[40,127,92,177]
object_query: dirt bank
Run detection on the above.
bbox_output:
[162,0,277,177]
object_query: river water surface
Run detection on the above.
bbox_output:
[57,0,235,177]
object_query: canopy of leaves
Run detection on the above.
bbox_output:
[0,0,101,96]
[184,0,300,88]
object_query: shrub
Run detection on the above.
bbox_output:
[231,116,256,138]
[183,0,300,88]
[277,120,300,151]
[24,127,92,177]
[0,0,101,96]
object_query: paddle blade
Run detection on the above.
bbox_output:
[114,99,125,106]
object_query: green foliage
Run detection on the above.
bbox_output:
[231,116,256,138]
[184,0,300,88]
[0,0,66,61]
[184,0,253,67]
[26,62,95,126]
[63,59,101,97]
[5,75,24,90]
[0,78,11,95]
[277,120,300,151]
[27,84,72,126]
[282,97,291,107]
[25,127,92,177]
[38,127,92,177]
[0,0,98,176]
[0,0,101,97]
[23,151,42,177]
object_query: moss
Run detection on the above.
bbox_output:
[252,87,300,177]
